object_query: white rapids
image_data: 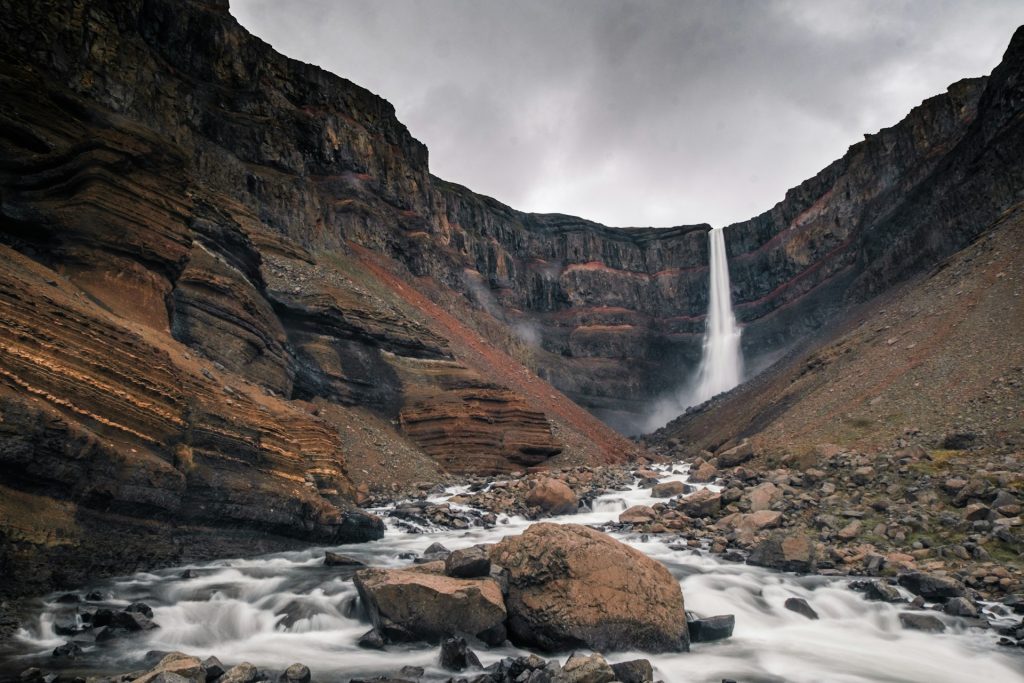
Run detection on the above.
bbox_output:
[3,467,1023,683]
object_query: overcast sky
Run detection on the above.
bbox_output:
[233,1,1022,228]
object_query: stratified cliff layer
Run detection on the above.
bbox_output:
[0,0,1022,595]
[0,0,640,597]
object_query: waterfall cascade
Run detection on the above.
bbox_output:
[689,226,743,404]
[642,227,744,433]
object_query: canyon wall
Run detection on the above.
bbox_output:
[0,0,1021,593]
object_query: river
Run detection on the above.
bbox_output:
[2,467,1022,682]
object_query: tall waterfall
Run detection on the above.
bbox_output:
[690,226,743,404]
[642,226,743,433]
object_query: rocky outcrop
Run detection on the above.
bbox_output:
[491,523,689,653]
[353,563,507,645]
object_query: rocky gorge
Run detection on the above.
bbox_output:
[1,0,1024,681]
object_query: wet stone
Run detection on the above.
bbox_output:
[687,614,735,642]
[784,597,819,620]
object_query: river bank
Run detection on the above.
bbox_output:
[1,459,1023,683]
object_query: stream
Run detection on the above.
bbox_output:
[2,467,1022,683]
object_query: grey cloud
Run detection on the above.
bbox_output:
[232,0,1022,227]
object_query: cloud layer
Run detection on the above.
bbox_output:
[233,0,1022,227]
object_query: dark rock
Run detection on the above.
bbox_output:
[324,552,364,567]
[202,656,226,681]
[19,669,42,683]
[278,663,311,683]
[445,546,491,579]
[124,602,154,619]
[898,613,946,633]
[53,614,80,635]
[85,591,103,601]
[55,594,80,604]
[610,659,654,683]
[423,542,451,557]
[397,666,424,678]
[747,534,816,573]
[358,628,386,650]
[53,641,83,658]
[898,572,966,600]
[110,610,157,632]
[439,637,482,672]
[687,614,735,642]
[92,608,114,627]
[784,597,819,620]
[943,597,979,618]
[851,580,903,603]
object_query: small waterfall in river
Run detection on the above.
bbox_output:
[689,226,743,404]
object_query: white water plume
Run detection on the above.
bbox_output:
[644,226,743,432]
[690,226,743,404]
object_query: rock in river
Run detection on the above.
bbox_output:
[491,523,688,652]
[525,478,579,515]
[353,563,506,645]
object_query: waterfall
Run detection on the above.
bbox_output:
[642,227,744,433]
[689,226,743,404]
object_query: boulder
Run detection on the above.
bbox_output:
[491,523,688,652]
[438,636,481,672]
[353,565,507,645]
[133,654,205,683]
[444,545,491,578]
[784,597,819,620]
[687,614,734,642]
[943,597,979,618]
[679,489,721,518]
[357,628,385,650]
[324,552,364,567]
[898,613,946,632]
[852,579,903,603]
[716,441,753,467]
[52,642,82,658]
[220,663,259,683]
[897,572,966,600]
[651,481,686,498]
[688,461,718,484]
[525,478,578,515]
[619,505,658,524]
[557,653,616,683]
[610,659,654,683]
[746,482,781,512]
[737,510,783,536]
[278,664,310,683]
[202,656,226,680]
[837,519,863,540]
[748,533,816,573]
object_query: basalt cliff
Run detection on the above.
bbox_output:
[0,0,1022,596]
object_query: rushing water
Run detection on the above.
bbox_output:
[690,226,743,406]
[644,226,744,432]
[3,468,1023,683]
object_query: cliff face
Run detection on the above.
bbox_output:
[0,0,1021,593]
[5,1,1019,434]
[0,0,640,597]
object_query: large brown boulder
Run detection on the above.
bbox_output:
[525,478,578,515]
[353,563,506,645]
[490,523,688,653]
